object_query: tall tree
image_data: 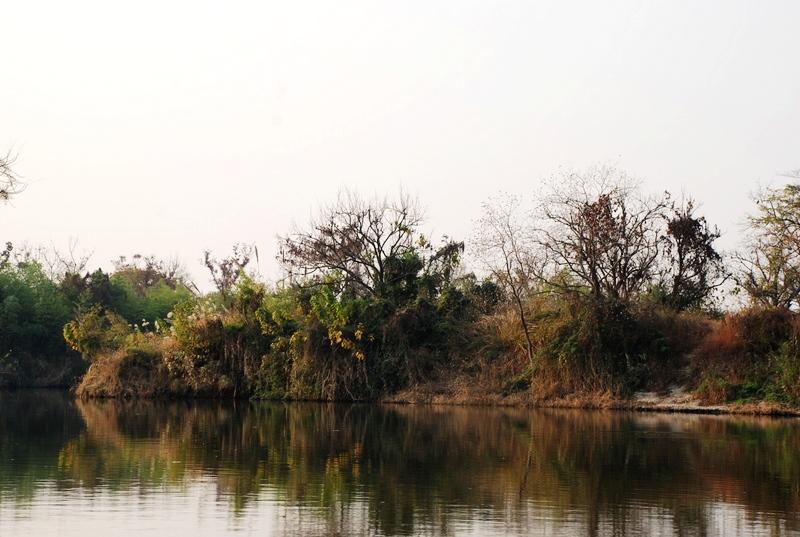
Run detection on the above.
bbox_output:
[657,198,727,311]
[736,175,800,309]
[278,189,426,301]
[536,165,669,304]
[472,193,537,363]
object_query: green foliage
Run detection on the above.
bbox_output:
[62,305,131,362]
[247,193,479,400]
[146,280,274,398]
[768,339,800,403]
[58,269,120,311]
[501,371,532,396]
[695,373,734,405]
[57,255,193,330]
[110,275,193,326]
[738,182,800,309]
[229,247,483,401]
[0,261,72,360]
[44,182,800,406]
[518,293,697,397]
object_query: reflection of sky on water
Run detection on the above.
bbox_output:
[1,480,258,537]
[3,484,795,537]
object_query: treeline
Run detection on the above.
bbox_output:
[3,164,800,405]
[0,253,192,386]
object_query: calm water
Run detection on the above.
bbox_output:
[1,391,799,536]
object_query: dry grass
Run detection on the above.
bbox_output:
[691,308,793,383]
[691,320,744,389]
[76,334,174,398]
[383,368,622,409]
[470,307,529,365]
[528,362,612,400]
[687,307,800,405]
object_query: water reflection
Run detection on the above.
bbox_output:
[1,391,799,536]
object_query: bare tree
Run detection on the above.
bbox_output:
[278,189,426,300]
[0,149,24,204]
[1,150,24,266]
[12,238,94,281]
[204,243,254,298]
[535,165,669,304]
[113,253,191,295]
[472,193,538,363]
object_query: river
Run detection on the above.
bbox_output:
[0,390,798,536]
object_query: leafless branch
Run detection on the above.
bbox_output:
[0,149,24,203]
[278,188,425,298]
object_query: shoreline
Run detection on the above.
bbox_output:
[11,369,800,416]
[381,379,800,417]
[8,384,800,416]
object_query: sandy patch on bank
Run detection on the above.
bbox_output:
[627,385,800,415]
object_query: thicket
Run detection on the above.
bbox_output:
[691,307,800,405]
[470,166,726,400]
[65,179,726,401]
[0,261,80,386]
[69,193,499,399]
[0,248,192,387]
[467,166,800,406]
[5,164,800,406]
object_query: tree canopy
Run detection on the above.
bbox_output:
[279,189,428,300]
[737,178,800,309]
[536,166,669,304]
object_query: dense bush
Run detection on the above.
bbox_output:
[73,253,491,400]
[0,262,71,356]
[0,261,80,386]
[110,275,194,326]
[691,307,800,405]
[62,305,132,362]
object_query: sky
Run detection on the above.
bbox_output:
[2,1,799,291]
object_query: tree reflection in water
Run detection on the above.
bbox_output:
[1,391,799,536]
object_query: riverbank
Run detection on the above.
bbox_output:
[382,372,800,416]
[30,277,800,413]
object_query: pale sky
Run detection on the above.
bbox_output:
[2,1,799,291]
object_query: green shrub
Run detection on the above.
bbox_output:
[696,373,734,404]
[0,262,72,359]
[63,306,131,362]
